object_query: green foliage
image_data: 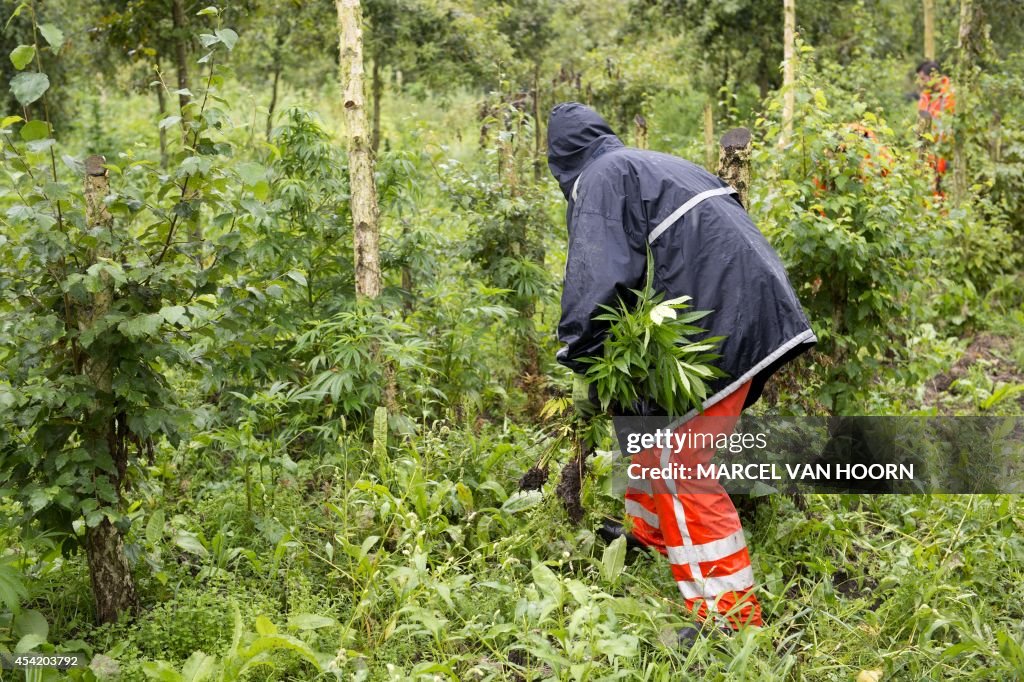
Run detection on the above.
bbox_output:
[141,604,325,682]
[2,0,74,131]
[10,43,36,70]
[0,561,28,614]
[958,51,1024,240]
[752,49,1017,410]
[365,0,515,97]
[403,280,518,418]
[1,2,1023,681]
[439,117,558,380]
[291,306,427,418]
[0,16,250,541]
[136,593,232,663]
[581,256,724,416]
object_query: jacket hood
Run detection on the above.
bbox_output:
[547,102,624,200]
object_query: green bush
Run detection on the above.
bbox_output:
[751,52,1016,411]
[136,591,233,662]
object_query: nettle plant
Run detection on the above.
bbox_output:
[0,8,253,623]
[581,256,725,416]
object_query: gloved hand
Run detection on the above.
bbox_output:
[572,373,598,418]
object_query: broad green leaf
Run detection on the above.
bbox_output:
[236,161,266,186]
[0,563,28,612]
[359,535,379,557]
[179,650,216,682]
[997,630,1024,667]
[230,603,243,653]
[649,302,677,325]
[146,508,165,546]
[15,633,47,653]
[159,305,188,327]
[196,6,219,16]
[1,114,23,128]
[19,119,48,141]
[26,487,51,512]
[566,579,592,605]
[159,115,182,130]
[9,44,34,70]
[118,313,163,340]
[410,662,457,676]
[254,615,276,636]
[500,490,542,513]
[10,71,49,106]
[531,562,562,602]
[287,613,338,630]
[601,536,627,585]
[597,633,639,658]
[141,661,185,682]
[236,634,321,676]
[172,531,208,558]
[26,137,54,152]
[38,23,64,51]
[215,28,238,51]
[13,609,48,641]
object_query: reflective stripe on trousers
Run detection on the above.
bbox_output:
[624,380,762,629]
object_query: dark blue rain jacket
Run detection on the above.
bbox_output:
[548,102,816,411]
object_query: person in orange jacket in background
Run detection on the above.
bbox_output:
[916,60,955,196]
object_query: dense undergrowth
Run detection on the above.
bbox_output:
[9,413,1024,680]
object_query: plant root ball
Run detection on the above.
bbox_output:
[518,464,549,492]
[556,451,589,525]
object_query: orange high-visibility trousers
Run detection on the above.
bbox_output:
[624,380,761,629]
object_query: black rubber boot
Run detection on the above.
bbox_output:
[597,518,650,553]
[677,623,734,648]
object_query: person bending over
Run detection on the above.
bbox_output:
[547,102,815,640]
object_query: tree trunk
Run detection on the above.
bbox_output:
[780,0,796,147]
[717,127,752,208]
[401,267,414,312]
[371,55,382,153]
[923,0,936,60]
[82,155,139,624]
[268,60,280,139]
[154,67,168,169]
[86,519,139,624]
[633,114,648,150]
[952,0,987,204]
[703,101,716,170]
[499,108,519,190]
[337,0,382,299]
[533,63,542,180]
[171,0,191,118]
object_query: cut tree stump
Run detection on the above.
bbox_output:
[716,127,752,208]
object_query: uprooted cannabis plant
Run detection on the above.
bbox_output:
[580,254,725,416]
